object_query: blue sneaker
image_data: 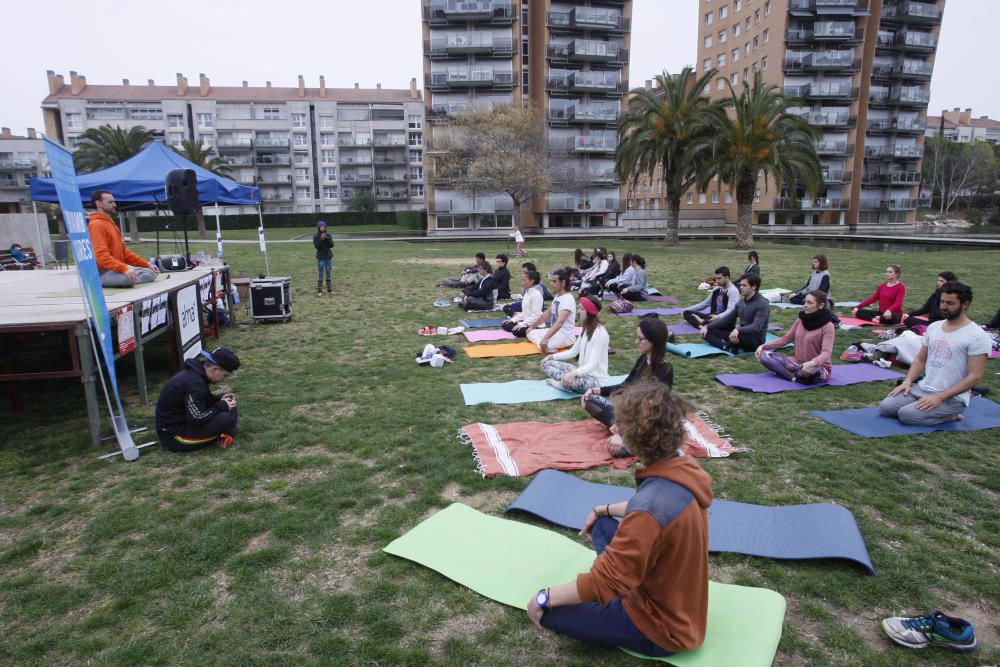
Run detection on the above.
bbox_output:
[881,611,976,652]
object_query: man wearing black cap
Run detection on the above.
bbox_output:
[155,347,241,452]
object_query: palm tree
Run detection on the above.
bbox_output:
[615,67,718,246]
[174,139,232,239]
[73,125,154,241]
[691,72,822,249]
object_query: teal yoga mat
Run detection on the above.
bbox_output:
[385,503,786,666]
[667,333,786,358]
[461,375,628,406]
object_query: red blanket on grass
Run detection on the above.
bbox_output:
[460,414,744,478]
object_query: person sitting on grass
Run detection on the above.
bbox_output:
[609,255,649,301]
[462,252,487,285]
[682,266,739,328]
[572,248,594,277]
[755,290,835,384]
[903,271,957,329]
[789,255,830,305]
[155,347,241,452]
[540,296,609,393]
[579,248,609,294]
[527,382,712,658]
[501,270,543,338]
[878,280,991,426]
[582,316,674,457]
[603,252,634,293]
[493,253,512,300]
[743,250,761,280]
[459,261,499,312]
[526,268,577,353]
[702,273,770,353]
[502,262,552,317]
[853,264,906,325]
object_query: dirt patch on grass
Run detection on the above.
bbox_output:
[425,602,507,660]
[438,482,514,514]
[393,258,468,266]
[211,570,233,604]
[290,401,358,422]
[278,543,375,599]
[241,531,271,554]
[931,590,1000,647]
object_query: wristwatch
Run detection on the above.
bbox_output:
[535,588,551,610]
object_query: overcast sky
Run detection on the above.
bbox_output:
[0,1,990,136]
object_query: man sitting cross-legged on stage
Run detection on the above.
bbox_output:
[879,281,991,426]
[701,273,770,354]
[88,190,158,288]
[156,347,241,452]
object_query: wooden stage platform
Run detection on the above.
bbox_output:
[0,267,232,446]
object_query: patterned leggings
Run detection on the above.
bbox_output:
[758,350,828,384]
[540,358,603,394]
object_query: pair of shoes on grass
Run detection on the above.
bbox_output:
[882,610,976,652]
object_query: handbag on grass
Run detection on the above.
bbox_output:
[609,297,633,314]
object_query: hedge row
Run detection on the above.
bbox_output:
[48,210,427,233]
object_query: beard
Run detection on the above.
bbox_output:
[942,308,962,321]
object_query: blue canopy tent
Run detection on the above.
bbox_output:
[29,140,262,265]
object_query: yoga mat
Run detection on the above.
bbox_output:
[667,333,785,358]
[759,288,791,298]
[604,294,679,304]
[460,318,506,328]
[460,414,744,476]
[465,341,543,358]
[811,398,1000,438]
[616,307,687,318]
[670,323,781,336]
[989,350,1000,360]
[837,316,894,328]
[770,302,803,310]
[461,375,628,406]
[771,300,859,310]
[463,326,581,343]
[716,363,904,393]
[507,470,876,575]
[384,503,786,667]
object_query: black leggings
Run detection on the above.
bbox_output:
[855,309,901,325]
[704,328,764,353]
[159,409,238,452]
[584,395,615,428]
[682,309,709,328]
[500,320,529,337]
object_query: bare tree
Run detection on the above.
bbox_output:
[923,137,998,215]
[431,104,551,232]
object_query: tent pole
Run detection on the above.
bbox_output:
[214,203,223,261]
[257,204,270,275]
[31,201,46,269]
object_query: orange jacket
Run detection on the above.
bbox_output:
[88,212,151,273]
[576,455,713,653]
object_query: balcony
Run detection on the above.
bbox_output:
[549,40,627,65]
[787,82,856,100]
[881,1,942,24]
[822,168,848,183]
[773,196,850,210]
[254,138,290,149]
[862,170,921,186]
[432,197,515,214]
[374,172,409,183]
[373,136,407,148]
[0,159,38,169]
[340,175,374,186]
[860,198,921,210]
[548,196,621,212]
[223,156,256,166]
[796,111,853,127]
[429,99,498,119]
[427,34,513,58]
[549,71,623,95]
[549,104,619,124]
[0,178,21,189]
[815,141,853,156]
[866,117,928,134]
[373,155,408,165]
[548,8,629,33]
[338,137,372,147]
[255,155,291,166]
[428,70,515,90]
[887,88,931,107]
[878,30,938,51]
[785,50,856,72]
[216,138,254,150]
[426,0,515,25]
[561,168,618,184]
[375,189,409,200]
[864,144,923,159]
[790,0,869,14]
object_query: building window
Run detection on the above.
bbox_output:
[719,53,728,67]
[746,17,751,30]
[323,167,337,181]
[408,114,422,129]
[732,72,740,85]
[323,186,338,199]
[735,0,742,10]
[734,23,741,37]
[409,149,423,163]
[295,168,309,181]
[704,57,713,71]
[719,30,727,44]
[733,48,740,62]
[319,114,334,129]
[293,133,308,146]
[321,150,336,163]
[699,193,707,204]
[65,113,83,129]
[717,78,726,90]
[704,84,711,94]
[762,55,768,70]
[169,132,184,146]
[410,166,423,180]
[745,42,751,55]
[705,11,713,25]
[292,113,306,128]
[293,152,308,165]
[753,36,759,49]
[725,191,733,203]
[752,62,758,74]
[168,114,183,128]
[686,192,694,204]
[754,8,760,23]
[755,189,761,202]
[763,28,769,43]
[408,133,423,146]
[198,133,213,147]
[705,35,713,48]
[764,1,771,15]
[411,184,424,198]
[720,4,729,19]
[742,67,749,81]
[320,134,336,146]
[197,113,213,129]
[296,187,311,199]
[711,191,720,203]
[261,106,281,120]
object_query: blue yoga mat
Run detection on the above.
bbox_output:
[461,375,628,406]
[507,470,876,574]
[667,333,786,358]
[811,398,1000,438]
[460,318,507,329]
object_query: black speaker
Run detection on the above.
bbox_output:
[156,254,188,272]
[165,168,199,216]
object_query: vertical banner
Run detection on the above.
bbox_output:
[213,205,224,260]
[43,139,138,460]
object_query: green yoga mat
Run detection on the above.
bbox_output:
[384,503,786,666]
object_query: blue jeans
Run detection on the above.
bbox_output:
[317,259,332,281]
[540,517,672,658]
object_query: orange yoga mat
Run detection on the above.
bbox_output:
[464,341,544,358]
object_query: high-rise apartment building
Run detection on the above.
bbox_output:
[40,71,426,215]
[686,0,943,227]
[422,0,632,234]
[0,127,47,214]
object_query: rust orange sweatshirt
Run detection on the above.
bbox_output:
[576,455,713,654]
[88,212,151,274]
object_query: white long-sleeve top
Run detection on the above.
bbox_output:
[582,259,608,281]
[606,265,634,287]
[511,285,544,324]
[551,325,609,379]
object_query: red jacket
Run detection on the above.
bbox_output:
[858,281,906,318]
[576,455,713,653]
[88,212,151,273]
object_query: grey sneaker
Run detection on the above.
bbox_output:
[881,611,976,652]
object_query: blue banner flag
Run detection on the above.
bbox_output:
[43,139,123,405]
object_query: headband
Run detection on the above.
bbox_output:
[579,296,599,316]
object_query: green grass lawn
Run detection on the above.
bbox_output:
[2,238,998,666]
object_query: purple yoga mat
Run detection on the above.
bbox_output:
[716,363,904,393]
[603,294,678,304]
[669,323,783,336]
[463,326,582,343]
[615,306,687,317]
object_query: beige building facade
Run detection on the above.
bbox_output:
[0,128,47,214]
[41,71,426,215]
[422,0,632,235]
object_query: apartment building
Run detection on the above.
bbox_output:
[0,128,47,214]
[684,0,943,227]
[40,71,426,215]
[422,0,632,234]
[926,108,1000,144]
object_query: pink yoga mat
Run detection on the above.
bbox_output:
[463,326,582,343]
[838,317,901,328]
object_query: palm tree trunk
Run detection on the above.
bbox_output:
[664,191,682,246]
[195,208,208,240]
[126,211,140,243]
[734,177,757,249]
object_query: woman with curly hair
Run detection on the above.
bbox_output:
[526,382,713,657]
